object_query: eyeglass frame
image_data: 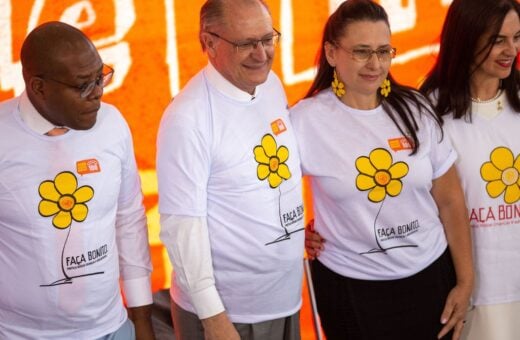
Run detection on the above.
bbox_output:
[205,28,281,52]
[334,44,397,62]
[37,64,115,98]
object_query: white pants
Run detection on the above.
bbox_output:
[461,301,520,340]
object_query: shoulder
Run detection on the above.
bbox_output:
[392,89,438,122]
[256,71,287,102]
[0,97,19,120]
[290,90,331,117]
[266,71,284,89]
[425,88,439,105]
[0,97,23,134]
[93,102,133,144]
[289,91,333,137]
[98,102,128,127]
[161,71,210,127]
[398,87,433,108]
[99,101,123,116]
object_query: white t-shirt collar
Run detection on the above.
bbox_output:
[18,91,56,135]
[205,62,258,102]
[471,90,506,120]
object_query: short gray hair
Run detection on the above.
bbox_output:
[199,0,270,50]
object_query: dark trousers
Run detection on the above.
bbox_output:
[311,249,456,340]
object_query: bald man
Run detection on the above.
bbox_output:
[157,1,304,339]
[0,22,155,339]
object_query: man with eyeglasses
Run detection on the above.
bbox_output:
[0,22,155,339]
[157,0,304,339]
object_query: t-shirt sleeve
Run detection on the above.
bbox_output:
[157,104,210,216]
[289,100,310,176]
[116,117,153,307]
[426,115,457,179]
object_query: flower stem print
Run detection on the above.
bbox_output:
[481,147,520,204]
[264,187,304,245]
[38,171,103,286]
[253,134,303,245]
[355,148,417,254]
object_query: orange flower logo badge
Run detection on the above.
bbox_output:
[480,147,520,204]
[38,171,94,228]
[253,134,291,188]
[355,148,409,202]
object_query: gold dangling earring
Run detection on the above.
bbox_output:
[380,78,391,98]
[332,68,345,98]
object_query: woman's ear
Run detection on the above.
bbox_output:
[324,41,336,67]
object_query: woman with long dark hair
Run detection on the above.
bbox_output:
[421,0,520,339]
[291,1,474,339]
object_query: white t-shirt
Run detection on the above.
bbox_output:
[157,64,304,323]
[290,89,456,280]
[0,93,152,339]
[443,91,520,305]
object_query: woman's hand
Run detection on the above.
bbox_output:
[437,283,472,340]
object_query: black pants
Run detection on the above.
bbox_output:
[311,249,456,340]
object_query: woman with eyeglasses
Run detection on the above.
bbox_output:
[290,1,473,339]
[420,0,520,339]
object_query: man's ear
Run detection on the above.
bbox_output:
[29,76,45,98]
[201,32,217,57]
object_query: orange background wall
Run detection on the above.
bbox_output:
[0,0,450,336]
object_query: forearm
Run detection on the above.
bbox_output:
[160,214,225,319]
[441,204,474,288]
[116,197,153,306]
[117,132,153,283]
[432,166,474,339]
[128,304,152,321]
[432,166,474,288]
[128,304,155,340]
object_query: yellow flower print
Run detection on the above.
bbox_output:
[480,147,520,204]
[356,148,409,203]
[254,134,291,188]
[38,171,94,229]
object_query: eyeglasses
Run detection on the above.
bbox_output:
[206,28,281,53]
[336,44,396,62]
[39,64,114,98]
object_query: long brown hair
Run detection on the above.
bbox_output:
[420,0,520,120]
[305,0,441,154]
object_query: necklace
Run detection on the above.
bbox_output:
[471,89,503,112]
[471,89,502,103]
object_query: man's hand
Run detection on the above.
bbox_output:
[201,311,240,340]
[128,305,156,340]
[305,219,325,260]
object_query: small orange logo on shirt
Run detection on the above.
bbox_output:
[388,137,413,151]
[77,159,101,175]
[271,118,287,136]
